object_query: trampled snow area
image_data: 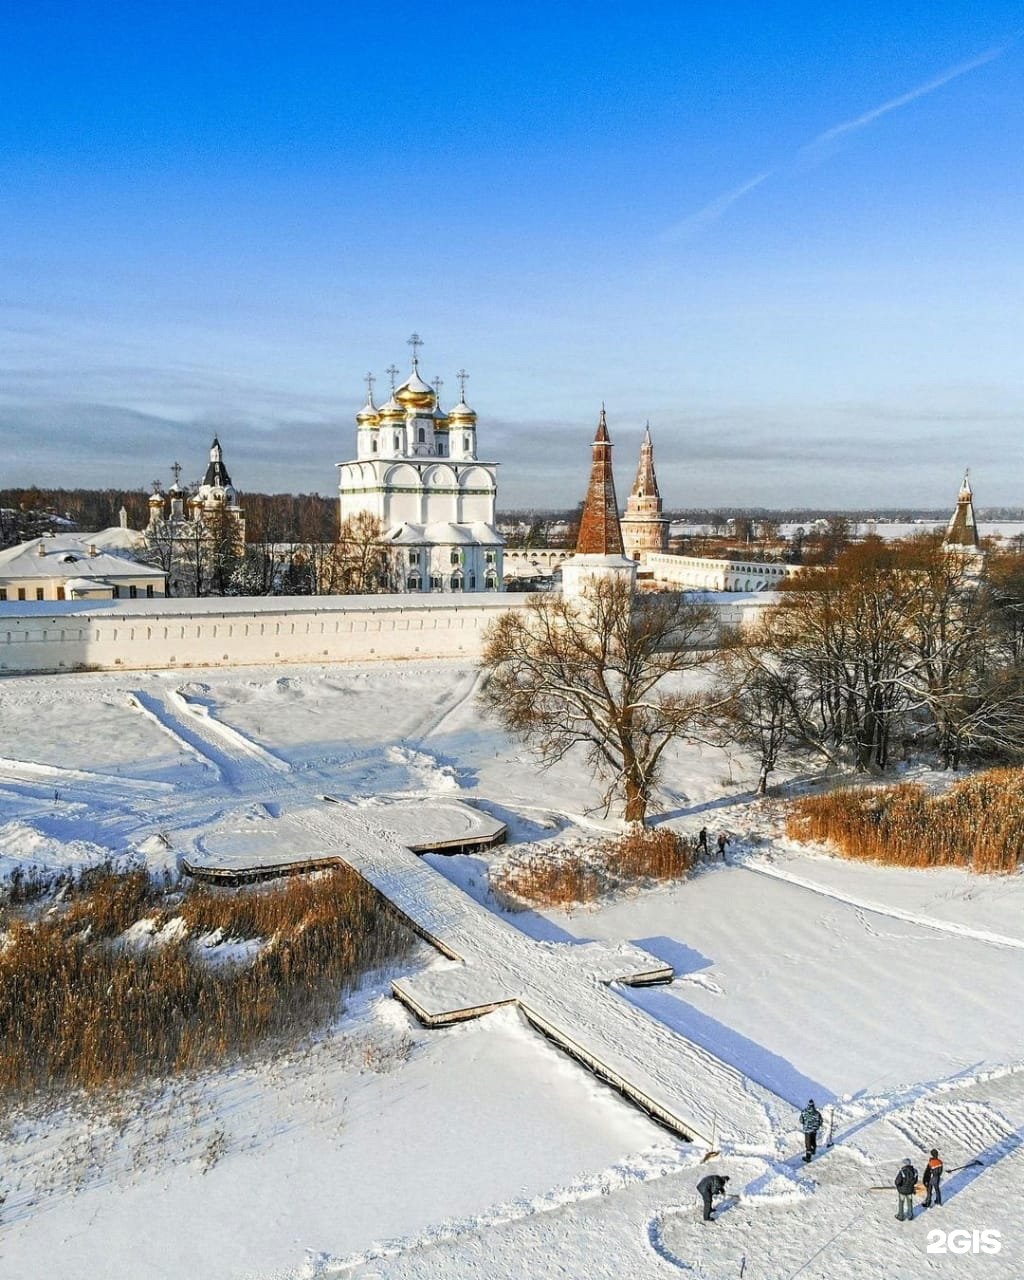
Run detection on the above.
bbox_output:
[0,660,1022,1280]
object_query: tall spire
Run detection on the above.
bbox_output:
[621,421,670,558]
[630,420,660,500]
[575,407,625,556]
[944,468,980,550]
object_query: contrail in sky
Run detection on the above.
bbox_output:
[665,42,1012,238]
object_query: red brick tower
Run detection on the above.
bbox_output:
[575,406,625,556]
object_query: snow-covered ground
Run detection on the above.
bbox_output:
[0,661,1022,1279]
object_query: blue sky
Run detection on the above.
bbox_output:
[2,2,1022,509]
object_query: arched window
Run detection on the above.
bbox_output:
[393,433,400,450]
[485,574,497,591]
[371,438,378,453]
[451,575,463,591]
[418,427,425,443]
[407,574,421,591]
[463,434,470,451]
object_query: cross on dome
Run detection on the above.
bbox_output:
[386,364,400,392]
[407,332,424,369]
[170,461,182,485]
[364,372,376,398]
[456,368,470,400]
[431,376,444,398]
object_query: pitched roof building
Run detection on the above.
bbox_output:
[0,534,166,602]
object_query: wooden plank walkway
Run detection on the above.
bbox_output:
[135,686,779,1148]
[291,802,778,1147]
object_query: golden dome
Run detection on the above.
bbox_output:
[356,396,380,427]
[378,394,405,420]
[448,395,477,424]
[395,365,436,410]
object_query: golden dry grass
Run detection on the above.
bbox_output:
[491,827,693,909]
[603,825,694,882]
[491,849,604,909]
[786,767,1024,874]
[0,866,412,1095]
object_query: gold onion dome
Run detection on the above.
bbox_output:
[395,365,436,410]
[356,395,380,426]
[378,393,405,420]
[448,394,477,424]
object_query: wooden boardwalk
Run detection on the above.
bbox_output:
[138,685,779,1148]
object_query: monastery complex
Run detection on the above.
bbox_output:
[0,333,991,673]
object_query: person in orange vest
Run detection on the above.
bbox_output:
[923,1149,944,1207]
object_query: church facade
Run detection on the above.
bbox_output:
[337,336,504,592]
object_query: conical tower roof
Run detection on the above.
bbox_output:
[944,470,980,550]
[575,407,625,556]
[630,423,661,500]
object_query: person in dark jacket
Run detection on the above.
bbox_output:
[696,827,709,857]
[894,1158,919,1221]
[922,1149,943,1207]
[716,832,730,858]
[696,1174,730,1221]
[799,1099,824,1162]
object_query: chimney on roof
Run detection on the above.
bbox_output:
[88,544,98,557]
[37,543,46,556]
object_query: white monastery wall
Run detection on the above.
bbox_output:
[645,553,800,592]
[0,591,776,676]
[0,595,522,676]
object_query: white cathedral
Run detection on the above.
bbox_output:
[337,335,504,592]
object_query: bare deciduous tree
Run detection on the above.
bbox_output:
[479,578,714,824]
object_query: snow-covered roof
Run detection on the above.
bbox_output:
[0,535,163,583]
[89,525,147,552]
[386,522,505,547]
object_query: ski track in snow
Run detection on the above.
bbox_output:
[0,753,172,794]
[738,854,1024,950]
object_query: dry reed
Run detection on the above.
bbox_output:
[602,826,694,882]
[786,767,1024,874]
[491,849,604,909]
[492,827,692,909]
[0,866,413,1096]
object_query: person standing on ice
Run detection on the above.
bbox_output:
[696,827,709,857]
[696,1173,730,1221]
[799,1099,824,1162]
[922,1149,943,1207]
[894,1158,919,1221]
[716,831,730,858]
